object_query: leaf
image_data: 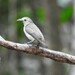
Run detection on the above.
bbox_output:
[60,6,73,23]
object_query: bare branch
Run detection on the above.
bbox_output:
[0,35,75,64]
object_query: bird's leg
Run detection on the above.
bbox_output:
[27,40,36,47]
[26,40,33,47]
[27,40,40,48]
[36,43,40,48]
[27,40,34,44]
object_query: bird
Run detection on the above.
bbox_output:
[17,17,47,48]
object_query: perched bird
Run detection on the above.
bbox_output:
[17,17,47,48]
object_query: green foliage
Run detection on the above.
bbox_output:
[17,8,32,18]
[60,6,73,23]
[36,7,45,22]
[36,6,73,24]
[16,21,23,40]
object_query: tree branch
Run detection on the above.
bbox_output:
[0,35,75,64]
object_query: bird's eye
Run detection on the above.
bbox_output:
[24,19,26,21]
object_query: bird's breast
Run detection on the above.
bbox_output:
[23,26,34,41]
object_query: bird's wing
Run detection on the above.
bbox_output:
[25,26,46,47]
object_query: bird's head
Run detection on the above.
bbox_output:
[17,17,33,25]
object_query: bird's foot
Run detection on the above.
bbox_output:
[27,43,39,48]
[27,40,34,44]
[34,45,39,48]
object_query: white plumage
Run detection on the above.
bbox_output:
[17,17,46,47]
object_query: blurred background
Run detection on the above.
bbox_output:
[0,0,74,75]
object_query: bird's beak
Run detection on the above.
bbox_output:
[17,18,22,21]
